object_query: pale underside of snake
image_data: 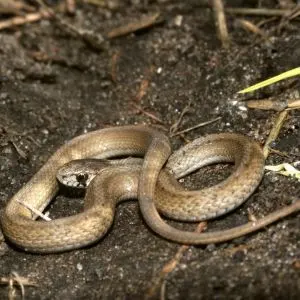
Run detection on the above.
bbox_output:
[0,125,299,253]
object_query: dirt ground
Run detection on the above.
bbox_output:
[0,0,299,299]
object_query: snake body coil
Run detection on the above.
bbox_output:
[1,126,299,253]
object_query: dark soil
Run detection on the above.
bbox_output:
[0,1,299,299]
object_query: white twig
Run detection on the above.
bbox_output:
[16,199,51,221]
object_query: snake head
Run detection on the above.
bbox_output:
[57,159,110,189]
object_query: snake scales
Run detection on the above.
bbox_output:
[0,125,299,253]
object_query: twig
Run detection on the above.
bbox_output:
[287,99,300,109]
[256,16,278,27]
[0,0,35,15]
[110,51,121,83]
[169,100,192,135]
[170,117,221,137]
[287,5,300,19]
[268,148,291,158]
[224,244,251,256]
[130,102,164,124]
[0,272,37,300]
[211,0,230,48]
[246,99,288,111]
[16,199,51,221]
[263,110,289,158]
[0,11,50,31]
[226,7,292,16]
[82,0,107,6]
[245,86,300,111]
[107,12,161,39]
[160,280,166,300]
[10,141,27,159]
[277,5,300,33]
[235,19,272,46]
[247,98,300,111]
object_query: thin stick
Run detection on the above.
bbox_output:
[110,51,121,83]
[263,110,289,158]
[212,0,230,48]
[0,11,49,31]
[107,12,161,39]
[268,148,291,158]
[226,7,291,16]
[276,5,300,33]
[169,100,192,135]
[0,0,35,15]
[1,272,37,300]
[287,99,300,109]
[16,199,51,221]
[236,19,272,44]
[170,117,221,137]
[10,141,28,159]
[130,102,164,124]
[246,99,288,111]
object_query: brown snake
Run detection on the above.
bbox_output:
[0,125,299,253]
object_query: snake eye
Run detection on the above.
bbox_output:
[76,173,88,185]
